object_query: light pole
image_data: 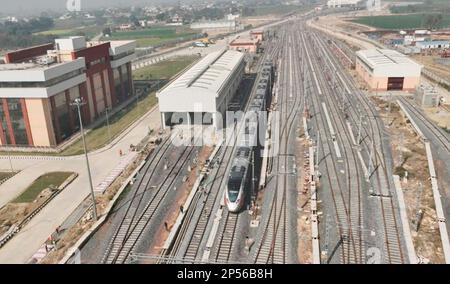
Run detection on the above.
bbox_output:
[2,129,13,173]
[71,98,98,221]
[105,107,112,144]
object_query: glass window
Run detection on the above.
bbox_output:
[0,99,12,144]
[53,92,72,142]
[114,67,124,102]
[7,99,28,146]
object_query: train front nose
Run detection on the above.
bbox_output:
[227,201,240,213]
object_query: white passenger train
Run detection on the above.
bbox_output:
[225,60,274,212]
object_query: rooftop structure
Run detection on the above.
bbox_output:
[0,36,136,148]
[157,49,245,129]
[229,37,260,53]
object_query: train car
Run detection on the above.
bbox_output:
[225,149,252,213]
[225,60,274,212]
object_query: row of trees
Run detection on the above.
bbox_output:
[0,17,55,49]
[1,17,54,36]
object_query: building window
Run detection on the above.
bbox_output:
[0,99,12,144]
[7,99,29,146]
[53,92,72,142]
[121,64,131,99]
[114,67,124,102]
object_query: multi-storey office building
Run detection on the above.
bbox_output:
[0,36,136,148]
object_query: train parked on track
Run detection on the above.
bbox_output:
[225,60,274,212]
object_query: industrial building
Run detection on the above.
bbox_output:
[229,37,260,53]
[157,50,245,130]
[190,20,242,35]
[0,36,136,148]
[416,40,450,50]
[415,83,441,107]
[327,0,362,8]
[355,49,423,91]
[250,30,264,42]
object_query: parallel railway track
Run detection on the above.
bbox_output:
[312,30,405,263]
[102,132,196,264]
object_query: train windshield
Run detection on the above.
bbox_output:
[227,179,241,202]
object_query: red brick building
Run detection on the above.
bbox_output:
[0,36,136,147]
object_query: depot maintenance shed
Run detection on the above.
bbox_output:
[156,49,245,129]
[355,49,422,92]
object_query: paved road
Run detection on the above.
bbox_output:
[0,107,161,263]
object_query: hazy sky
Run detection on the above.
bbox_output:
[0,0,181,15]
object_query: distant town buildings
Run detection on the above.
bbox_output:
[416,40,450,50]
[0,36,136,148]
[191,20,242,35]
[327,0,362,8]
[366,0,381,11]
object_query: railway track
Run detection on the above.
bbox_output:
[308,31,365,264]
[254,24,302,264]
[312,30,405,263]
[211,39,283,263]
[163,39,283,263]
[301,30,363,264]
[399,96,450,153]
[102,132,197,264]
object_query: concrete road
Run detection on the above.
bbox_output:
[0,107,161,263]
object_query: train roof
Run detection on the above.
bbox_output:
[229,164,247,180]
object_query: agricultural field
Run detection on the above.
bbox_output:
[351,13,450,29]
[133,55,199,80]
[389,0,450,14]
[102,26,199,47]
[35,25,104,39]
[252,4,312,16]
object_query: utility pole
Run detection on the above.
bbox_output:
[367,138,374,181]
[71,98,98,221]
[388,92,393,113]
[105,107,112,144]
[399,132,404,164]
[316,131,320,170]
[357,115,363,146]
[413,182,424,232]
[323,214,331,258]
[251,150,255,199]
[2,129,13,173]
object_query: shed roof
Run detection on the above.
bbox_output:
[356,48,420,69]
[157,49,244,98]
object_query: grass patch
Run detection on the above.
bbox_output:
[133,56,198,80]
[35,25,104,39]
[389,0,450,14]
[61,56,197,156]
[351,14,450,29]
[103,26,198,47]
[13,172,73,203]
[60,94,158,156]
[252,4,311,16]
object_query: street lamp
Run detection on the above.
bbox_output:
[105,107,112,144]
[2,129,13,173]
[71,97,98,221]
